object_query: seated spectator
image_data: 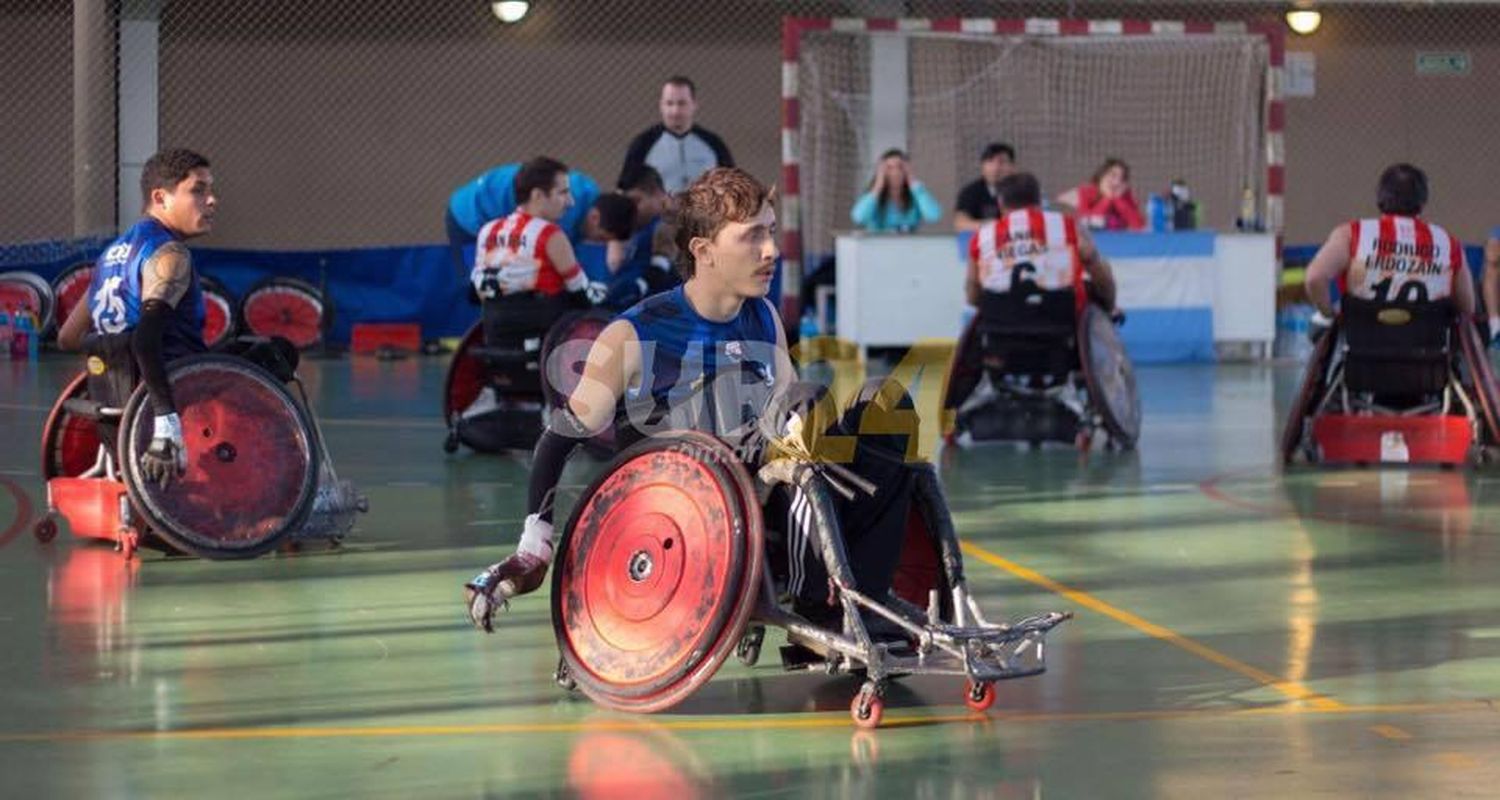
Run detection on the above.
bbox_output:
[850,149,942,233]
[1056,158,1145,232]
[954,142,1017,231]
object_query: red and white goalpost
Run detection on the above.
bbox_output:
[779,16,1285,321]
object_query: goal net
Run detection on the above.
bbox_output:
[794,26,1272,261]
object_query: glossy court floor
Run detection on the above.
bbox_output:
[2,349,1499,799]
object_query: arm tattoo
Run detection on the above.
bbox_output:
[141,242,192,307]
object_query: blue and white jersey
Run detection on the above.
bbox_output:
[88,217,205,361]
[616,285,779,437]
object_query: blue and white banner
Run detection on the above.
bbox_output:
[956,230,1217,363]
[1095,231,1215,363]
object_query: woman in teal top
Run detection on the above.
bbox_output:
[849,148,943,233]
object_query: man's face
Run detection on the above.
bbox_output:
[626,186,670,225]
[980,153,1014,185]
[697,203,778,299]
[153,167,216,238]
[534,172,574,222]
[659,83,697,134]
[580,207,627,243]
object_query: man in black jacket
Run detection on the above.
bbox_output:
[618,76,734,193]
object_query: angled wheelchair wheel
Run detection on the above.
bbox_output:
[552,431,763,713]
[540,309,613,410]
[941,317,984,434]
[442,321,487,421]
[200,275,238,350]
[239,276,326,350]
[119,354,319,559]
[1280,323,1339,465]
[541,309,616,453]
[49,262,95,339]
[41,371,103,479]
[0,270,56,335]
[1078,305,1141,449]
[1456,320,1500,447]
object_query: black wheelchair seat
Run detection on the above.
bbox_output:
[1340,295,1454,398]
[975,289,1079,382]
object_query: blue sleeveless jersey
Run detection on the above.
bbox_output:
[617,286,780,437]
[88,218,206,361]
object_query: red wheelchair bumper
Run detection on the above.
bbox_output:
[47,477,128,542]
[1311,414,1473,465]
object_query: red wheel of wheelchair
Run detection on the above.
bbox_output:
[118,354,319,559]
[1077,305,1141,448]
[442,321,487,420]
[200,275,237,350]
[892,487,953,621]
[541,309,616,453]
[552,431,763,713]
[0,270,55,335]
[1280,322,1339,465]
[239,276,326,350]
[50,262,95,339]
[1457,320,1500,445]
[940,317,984,439]
[40,371,102,479]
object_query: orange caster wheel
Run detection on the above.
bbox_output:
[964,679,996,712]
[851,687,884,729]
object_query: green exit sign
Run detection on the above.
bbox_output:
[1416,52,1470,76]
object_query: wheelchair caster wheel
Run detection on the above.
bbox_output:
[33,514,59,543]
[442,432,459,454]
[736,625,765,666]
[554,657,577,693]
[851,689,884,729]
[118,532,139,561]
[1074,431,1091,451]
[964,680,996,712]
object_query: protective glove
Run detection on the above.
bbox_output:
[471,267,500,300]
[584,281,609,305]
[139,412,187,488]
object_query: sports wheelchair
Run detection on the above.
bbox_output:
[442,307,614,455]
[546,380,1069,728]
[34,339,366,559]
[1282,295,1500,467]
[944,288,1140,451]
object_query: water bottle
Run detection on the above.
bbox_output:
[1147,194,1168,233]
[1236,187,1258,232]
[0,305,12,361]
[799,311,819,341]
[14,306,35,361]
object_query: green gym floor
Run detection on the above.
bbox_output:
[2,352,1499,798]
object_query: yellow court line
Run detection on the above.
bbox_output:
[0,699,1491,744]
[1370,724,1414,741]
[960,541,1347,711]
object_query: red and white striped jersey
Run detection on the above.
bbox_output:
[970,208,1083,296]
[1344,215,1462,303]
[473,211,580,296]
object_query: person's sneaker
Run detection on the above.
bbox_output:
[463,552,549,633]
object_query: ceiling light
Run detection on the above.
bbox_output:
[492,1,529,24]
[1286,9,1321,36]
